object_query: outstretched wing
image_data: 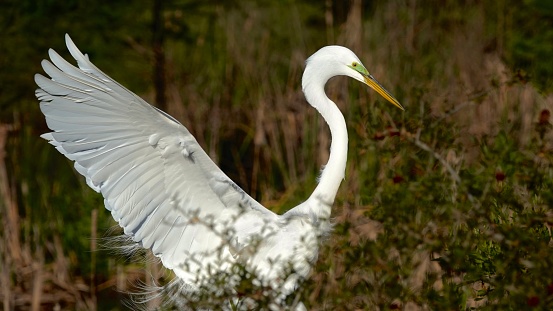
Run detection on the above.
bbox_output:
[35,34,279,282]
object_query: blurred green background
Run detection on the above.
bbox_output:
[1,0,553,310]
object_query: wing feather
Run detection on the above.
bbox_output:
[36,34,279,283]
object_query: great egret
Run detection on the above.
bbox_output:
[35,34,403,309]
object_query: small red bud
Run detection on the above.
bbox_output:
[387,126,400,137]
[374,132,385,140]
[527,296,539,307]
[539,109,551,125]
[393,175,404,184]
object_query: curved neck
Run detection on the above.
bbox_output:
[303,80,348,215]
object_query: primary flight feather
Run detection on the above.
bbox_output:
[35,34,403,309]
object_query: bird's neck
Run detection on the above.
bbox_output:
[304,84,348,219]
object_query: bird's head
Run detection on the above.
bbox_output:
[304,45,404,110]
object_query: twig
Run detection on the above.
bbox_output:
[90,209,98,311]
[0,124,15,310]
[385,109,479,206]
[411,129,461,184]
[31,252,44,311]
[407,128,478,206]
[432,81,510,126]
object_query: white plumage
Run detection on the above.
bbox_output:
[35,34,402,309]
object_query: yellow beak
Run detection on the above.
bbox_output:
[364,74,404,110]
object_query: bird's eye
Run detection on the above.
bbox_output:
[352,62,358,67]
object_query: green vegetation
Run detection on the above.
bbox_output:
[1,0,552,310]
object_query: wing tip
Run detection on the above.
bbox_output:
[33,73,44,83]
[34,73,50,89]
[65,33,73,46]
[40,133,54,142]
[64,33,88,65]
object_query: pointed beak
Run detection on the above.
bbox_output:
[363,74,404,110]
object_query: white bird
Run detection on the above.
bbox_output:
[35,34,403,309]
